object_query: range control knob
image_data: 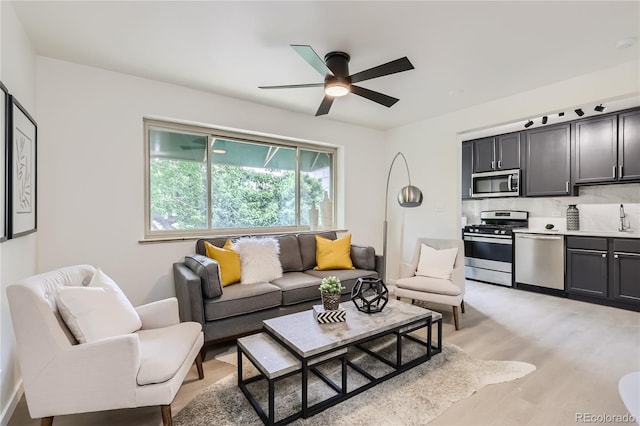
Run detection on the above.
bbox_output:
[500,230,506,235]
[494,230,499,234]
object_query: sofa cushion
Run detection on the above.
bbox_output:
[276,235,304,272]
[350,245,376,271]
[203,282,281,321]
[298,231,337,270]
[136,321,201,385]
[304,269,378,294]
[184,254,223,298]
[395,275,462,296]
[55,268,142,344]
[270,272,322,306]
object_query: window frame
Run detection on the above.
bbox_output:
[143,118,337,240]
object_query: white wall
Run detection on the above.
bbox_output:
[35,57,386,306]
[385,61,640,281]
[0,1,38,423]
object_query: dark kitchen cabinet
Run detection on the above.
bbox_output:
[566,237,608,299]
[573,115,618,184]
[461,141,473,199]
[611,239,640,304]
[618,109,640,181]
[566,236,640,310]
[525,124,571,196]
[472,133,521,173]
[573,108,640,184]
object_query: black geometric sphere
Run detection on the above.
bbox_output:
[351,277,389,314]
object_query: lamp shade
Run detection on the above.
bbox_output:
[398,185,423,207]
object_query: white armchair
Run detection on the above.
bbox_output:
[6,265,204,426]
[395,238,466,329]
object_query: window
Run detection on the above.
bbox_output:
[144,119,335,238]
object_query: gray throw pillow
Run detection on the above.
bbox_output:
[350,245,376,271]
[184,254,223,299]
[298,231,337,270]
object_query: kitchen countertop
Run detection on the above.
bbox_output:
[512,228,640,239]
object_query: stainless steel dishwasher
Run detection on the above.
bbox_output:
[514,233,564,290]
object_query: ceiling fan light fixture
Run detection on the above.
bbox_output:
[325,81,350,97]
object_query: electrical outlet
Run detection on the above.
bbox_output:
[551,210,562,217]
[436,202,445,212]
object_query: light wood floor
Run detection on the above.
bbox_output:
[8,280,640,425]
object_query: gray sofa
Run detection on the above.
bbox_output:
[173,231,381,345]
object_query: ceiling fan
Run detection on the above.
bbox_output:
[259,45,414,116]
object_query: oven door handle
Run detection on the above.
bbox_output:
[463,235,513,244]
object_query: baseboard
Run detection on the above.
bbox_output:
[0,379,23,426]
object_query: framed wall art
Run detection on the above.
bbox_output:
[8,96,37,239]
[0,82,7,242]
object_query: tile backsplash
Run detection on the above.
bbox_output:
[462,183,640,233]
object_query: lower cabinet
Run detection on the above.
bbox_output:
[566,236,640,309]
[612,239,640,304]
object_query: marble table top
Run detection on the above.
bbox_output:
[263,299,433,359]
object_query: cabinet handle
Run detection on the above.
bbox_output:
[491,160,495,170]
[619,165,623,178]
[601,253,606,258]
[565,181,569,193]
[498,160,502,169]
[469,188,472,196]
[614,254,619,259]
[613,166,616,178]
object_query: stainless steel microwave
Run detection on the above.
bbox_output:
[471,169,520,198]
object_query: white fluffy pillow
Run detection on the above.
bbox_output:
[416,244,459,280]
[232,237,283,284]
[56,268,142,343]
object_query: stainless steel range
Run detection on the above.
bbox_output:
[463,210,528,286]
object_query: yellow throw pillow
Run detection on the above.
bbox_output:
[204,240,241,287]
[314,234,354,270]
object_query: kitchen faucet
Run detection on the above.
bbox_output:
[619,204,631,232]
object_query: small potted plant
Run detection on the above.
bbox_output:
[319,276,345,311]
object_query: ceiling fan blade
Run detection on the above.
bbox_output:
[350,85,399,108]
[315,96,334,116]
[259,83,324,89]
[350,57,414,83]
[291,45,334,78]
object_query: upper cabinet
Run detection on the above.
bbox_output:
[525,124,572,197]
[618,109,640,181]
[461,141,473,199]
[573,115,618,184]
[573,109,640,185]
[472,133,521,173]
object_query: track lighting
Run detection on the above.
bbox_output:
[559,112,565,117]
[524,120,534,128]
[542,116,548,124]
[575,108,584,117]
[594,104,606,112]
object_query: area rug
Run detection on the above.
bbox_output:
[174,338,535,426]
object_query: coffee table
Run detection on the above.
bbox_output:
[237,299,442,425]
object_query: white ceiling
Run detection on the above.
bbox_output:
[11,1,640,130]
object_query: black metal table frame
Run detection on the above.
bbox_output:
[238,315,442,425]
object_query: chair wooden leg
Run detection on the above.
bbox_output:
[161,405,172,426]
[461,300,466,314]
[453,306,460,330]
[195,352,204,380]
[41,417,54,426]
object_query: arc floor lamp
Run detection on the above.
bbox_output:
[383,152,424,282]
